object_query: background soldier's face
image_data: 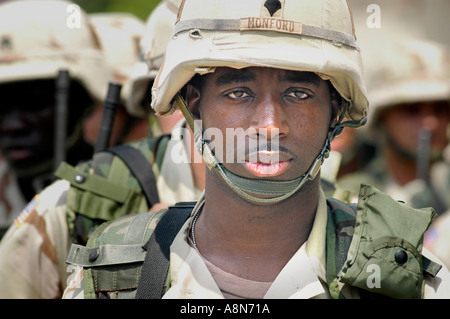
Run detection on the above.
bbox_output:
[0,78,93,172]
[380,100,450,161]
[0,79,55,170]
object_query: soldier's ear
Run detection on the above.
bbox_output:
[186,83,201,119]
[329,84,342,121]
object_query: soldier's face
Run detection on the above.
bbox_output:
[0,79,55,170]
[380,100,450,161]
[186,66,338,181]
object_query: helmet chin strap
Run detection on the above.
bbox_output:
[175,93,366,205]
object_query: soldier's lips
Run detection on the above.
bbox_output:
[244,161,291,177]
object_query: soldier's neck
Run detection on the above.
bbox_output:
[193,171,319,281]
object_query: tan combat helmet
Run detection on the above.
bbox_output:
[364,38,450,129]
[89,12,145,107]
[151,0,369,204]
[0,0,111,103]
[126,0,180,118]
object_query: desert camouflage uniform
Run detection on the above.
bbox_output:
[0,159,27,239]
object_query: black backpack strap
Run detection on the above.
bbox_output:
[135,201,196,299]
[106,144,160,207]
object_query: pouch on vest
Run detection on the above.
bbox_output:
[334,184,439,299]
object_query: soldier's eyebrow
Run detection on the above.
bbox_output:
[215,69,256,87]
[279,71,321,87]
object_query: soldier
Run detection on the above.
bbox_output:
[337,39,450,214]
[87,12,150,146]
[64,0,450,299]
[0,0,196,298]
[0,0,112,237]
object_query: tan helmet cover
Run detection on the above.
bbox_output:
[0,0,112,102]
[90,12,144,106]
[126,0,180,118]
[364,38,450,127]
[151,0,368,122]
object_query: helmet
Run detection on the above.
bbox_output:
[151,0,368,122]
[364,38,450,128]
[0,0,112,102]
[150,0,368,204]
[89,12,144,106]
[126,0,180,118]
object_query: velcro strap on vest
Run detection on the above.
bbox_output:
[55,162,132,203]
[66,244,146,267]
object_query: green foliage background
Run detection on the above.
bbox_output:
[73,0,162,21]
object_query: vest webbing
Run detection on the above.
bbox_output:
[55,134,170,245]
[135,202,195,299]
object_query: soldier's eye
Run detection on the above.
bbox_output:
[227,90,251,99]
[285,90,309,100]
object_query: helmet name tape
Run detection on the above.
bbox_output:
[173,18,359,49]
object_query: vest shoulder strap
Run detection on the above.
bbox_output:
[66,201,195,299]
[135,202,195,299]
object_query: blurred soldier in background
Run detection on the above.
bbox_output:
[0,0,112,237]
[338,39,450,214]
[87,12,151,145]
[0,0,203,299]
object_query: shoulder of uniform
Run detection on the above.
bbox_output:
[65,208,168,268]
[12,179,70,229]
[89,208,168,248]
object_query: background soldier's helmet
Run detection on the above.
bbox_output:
[126,0,180,118]
[363,38,450,128]
[151,0,369,124]
[89,12,145,108]
[0,0,111,102]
